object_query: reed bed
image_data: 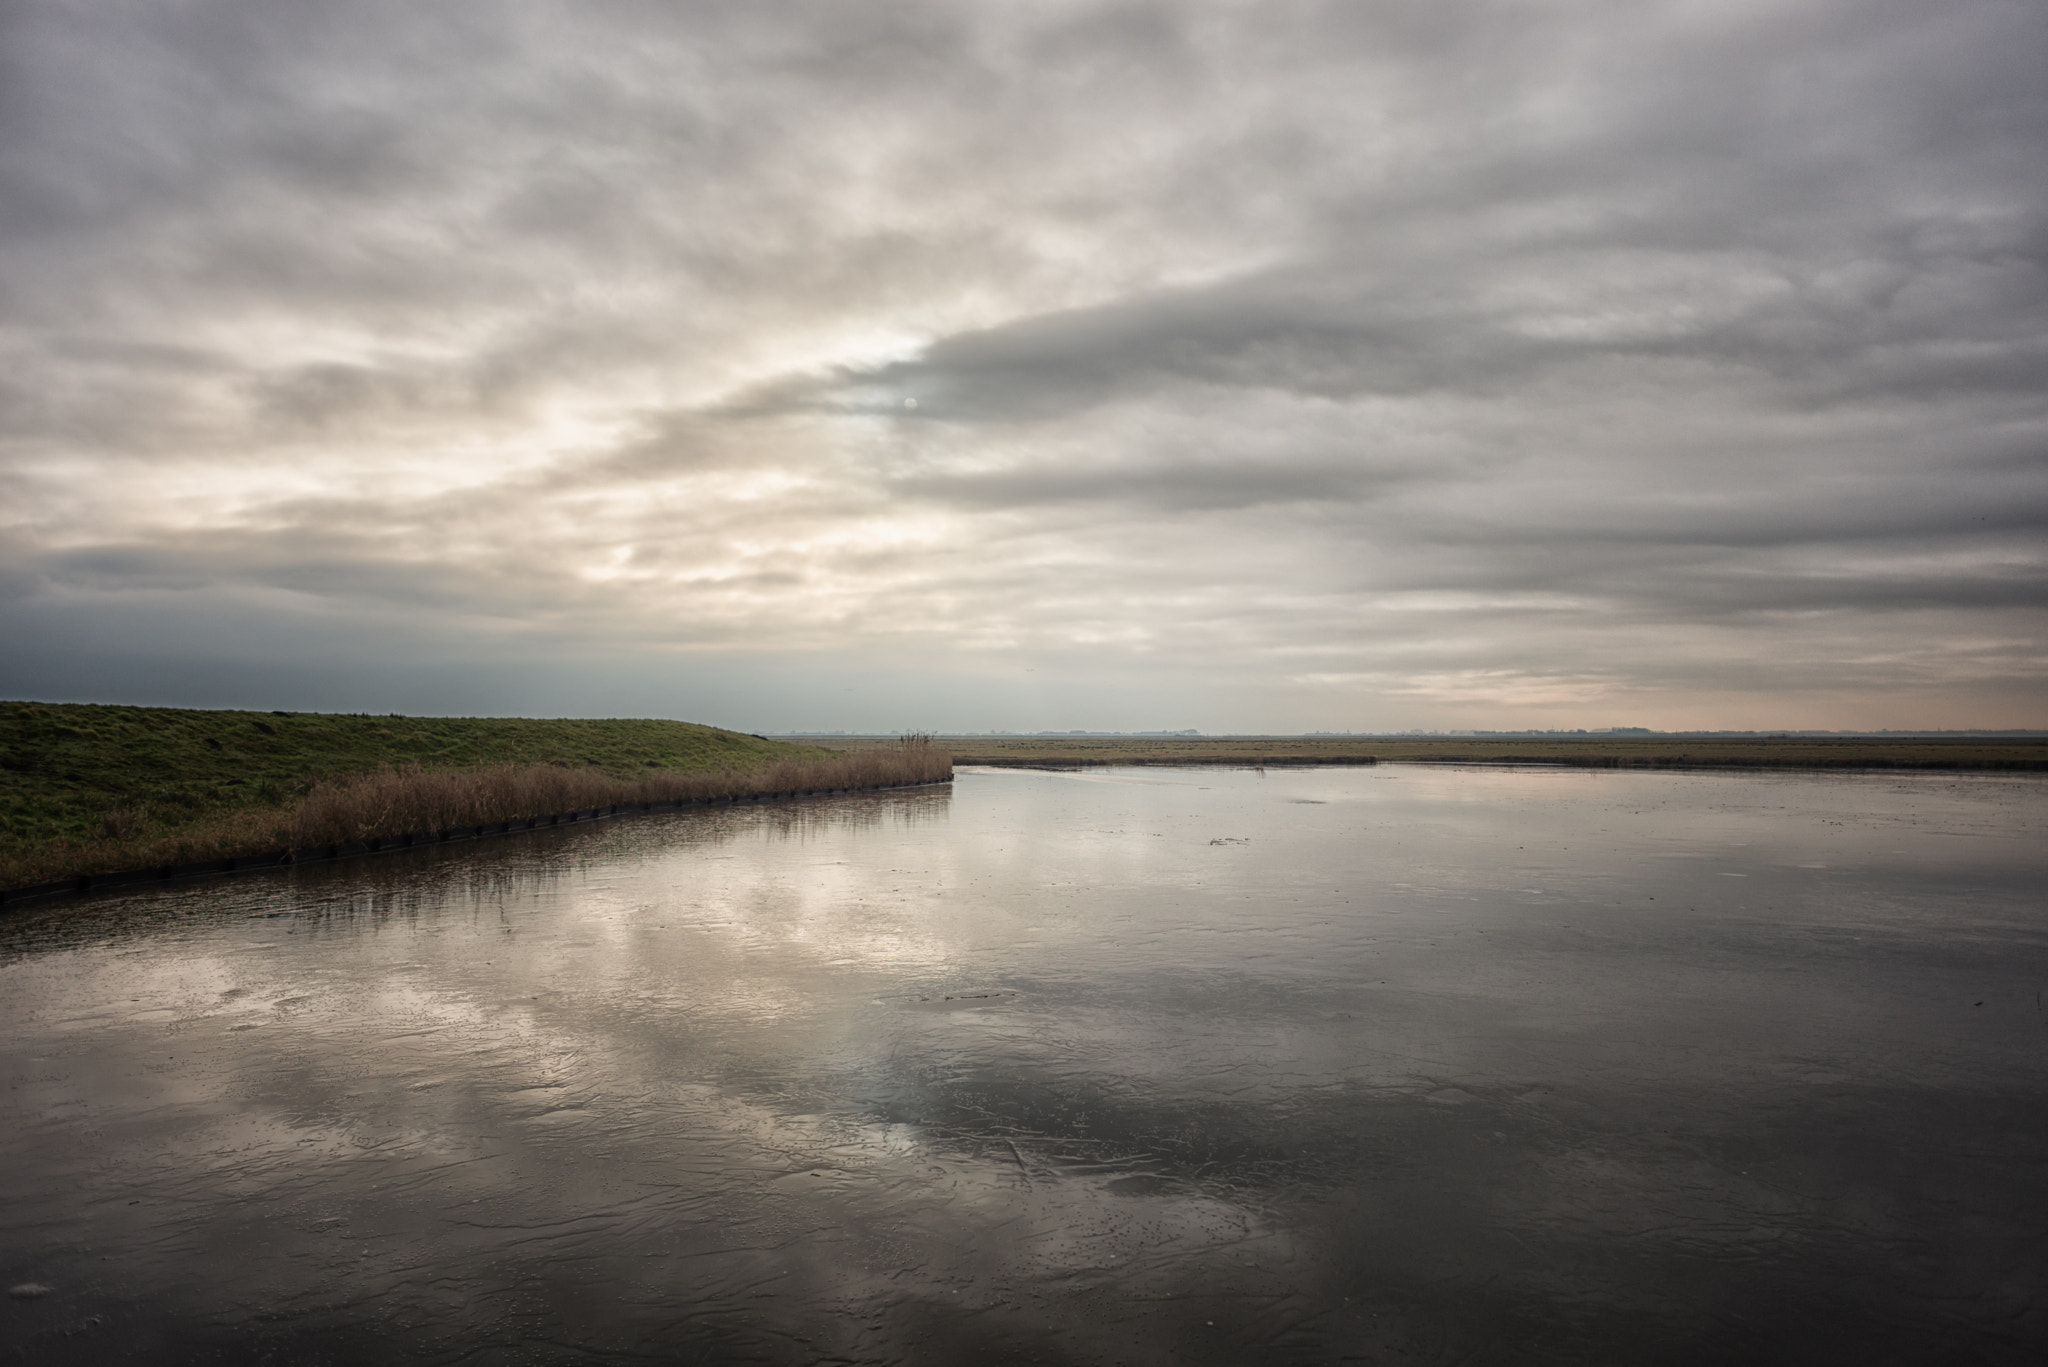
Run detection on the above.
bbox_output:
[2,737,950,891]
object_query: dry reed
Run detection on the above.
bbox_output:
[2,737,951,890]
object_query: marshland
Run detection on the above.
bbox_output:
[806,730,2048,771]
[0,702,949,892]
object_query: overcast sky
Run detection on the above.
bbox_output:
[2,0,2043,732]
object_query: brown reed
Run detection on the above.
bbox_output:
[2,736,951,890]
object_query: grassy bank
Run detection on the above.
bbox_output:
[1,702,949,889]
[800,733,2048,771]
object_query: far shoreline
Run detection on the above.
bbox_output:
[796,733,2048,772]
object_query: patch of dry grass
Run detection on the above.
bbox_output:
[2,737,950,889]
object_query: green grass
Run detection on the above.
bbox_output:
[1,700,826,872]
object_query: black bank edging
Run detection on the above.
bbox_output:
[0,778,952,911]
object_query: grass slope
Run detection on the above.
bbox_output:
[1,700,824,865]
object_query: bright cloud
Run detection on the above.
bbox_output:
[2,0,2043,731]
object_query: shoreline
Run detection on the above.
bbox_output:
[0,777,952,910]
[813,735,2048,772]
[954,754,2048,771]
[1,709,949,897]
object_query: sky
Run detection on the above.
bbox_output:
[2,0,2044,734]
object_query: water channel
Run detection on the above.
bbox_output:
[3,764,2045,1363]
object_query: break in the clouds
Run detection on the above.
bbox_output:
[2,0,2044,731]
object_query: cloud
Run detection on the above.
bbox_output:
[1,0,2044,729]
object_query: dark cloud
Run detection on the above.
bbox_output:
[1,0,2043,728]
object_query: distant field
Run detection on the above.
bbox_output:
[0,702,834,885]
[799,734,2048,771]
